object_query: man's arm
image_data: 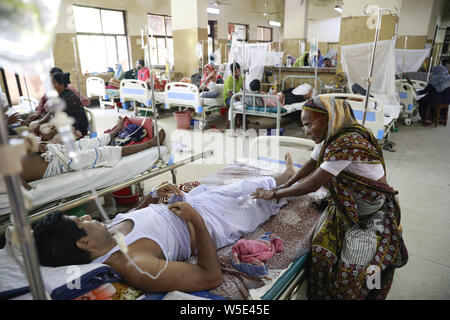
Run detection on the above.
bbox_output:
[118,202,221,293]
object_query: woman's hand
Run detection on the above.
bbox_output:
[250,188,277,200]
[168,202,201,222]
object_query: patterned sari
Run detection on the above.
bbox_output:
[307,123,408,300]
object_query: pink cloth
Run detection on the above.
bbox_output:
[231,236,283,264]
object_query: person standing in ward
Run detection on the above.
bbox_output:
[251,96,408,300]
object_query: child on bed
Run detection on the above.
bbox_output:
[19,117,166,183]
[32,153,297,293]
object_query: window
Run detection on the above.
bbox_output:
[208,21,217,57]
[228,23,248,41]
[147,14,173,67]
[72,5,130,74]
[1,68,46,106]
[257,27,272,43]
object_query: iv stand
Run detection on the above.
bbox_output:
[144,25,163,163]
[362,5,398,126]
[0,98,47,300]
[314,33,319,94]
[71,37,82,100]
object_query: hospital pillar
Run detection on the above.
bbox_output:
[170,0,209,77]
[282,0,309,59]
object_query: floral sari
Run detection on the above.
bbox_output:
[307,123,408,300]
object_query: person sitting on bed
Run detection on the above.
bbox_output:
[136,59,165,91]
[20,117,166,183]
[224,62,243,108]
[199,58,218,92]
[26,67,90,124]
[32,154,297,293]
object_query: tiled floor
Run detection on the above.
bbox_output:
[92,106,450,300]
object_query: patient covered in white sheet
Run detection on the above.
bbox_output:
[20,117,166,183]
[32,154,297,293]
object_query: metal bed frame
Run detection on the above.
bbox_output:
[0,149,213,235]
[228,75,323,135]
[164,81,224,130]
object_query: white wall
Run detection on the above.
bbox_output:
[55,0,171,35]
[307,1,341,43]
[307,17,341,43]
[283,0,308,39]
[398,0,434,36]
[207,0,285,41]
[342,0,401,18]
[171,0,208,31]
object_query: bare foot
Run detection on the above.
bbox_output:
[284,152,295,178]
[116,116,125,131]
[273,152,296,186]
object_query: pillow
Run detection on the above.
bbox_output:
[0,227,140,300]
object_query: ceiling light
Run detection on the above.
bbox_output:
[207,7,220,14]
[334,5,343,13]
[269,20,281,27]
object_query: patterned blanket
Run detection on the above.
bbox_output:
[177,162,324,299]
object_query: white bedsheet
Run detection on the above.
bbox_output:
[233,101,304,114]
[283,102,305,113]
[0,146,169,216]
[200,97,224,107]
[383,102,401,126]
[153,91,165,104]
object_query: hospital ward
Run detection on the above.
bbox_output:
[1,0,450,305]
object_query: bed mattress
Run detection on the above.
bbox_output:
[0,146,169,216]
[383,102,401,126]
[186,161,325,300]
[200,97,224,107]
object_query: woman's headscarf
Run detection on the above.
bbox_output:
[303,96,356,140]
[429,65,450,93]
[114,63,123,79]
[200,64,216,88]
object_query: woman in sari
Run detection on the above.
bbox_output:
[251,96,408,299]
[199,63,218,91]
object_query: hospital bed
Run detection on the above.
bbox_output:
[83,107,97,137]
[7,96,38,115]
[229,75,323,135]
[396,80,418,125]
[120,79,166,116]
[86,77,119,110]
[0,135,325,300]
[164,82,224,130]
[320,93,399,151]
[0,116,212,233]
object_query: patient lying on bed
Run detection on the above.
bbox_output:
[20,117,166,183]
[32,154,297,293]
